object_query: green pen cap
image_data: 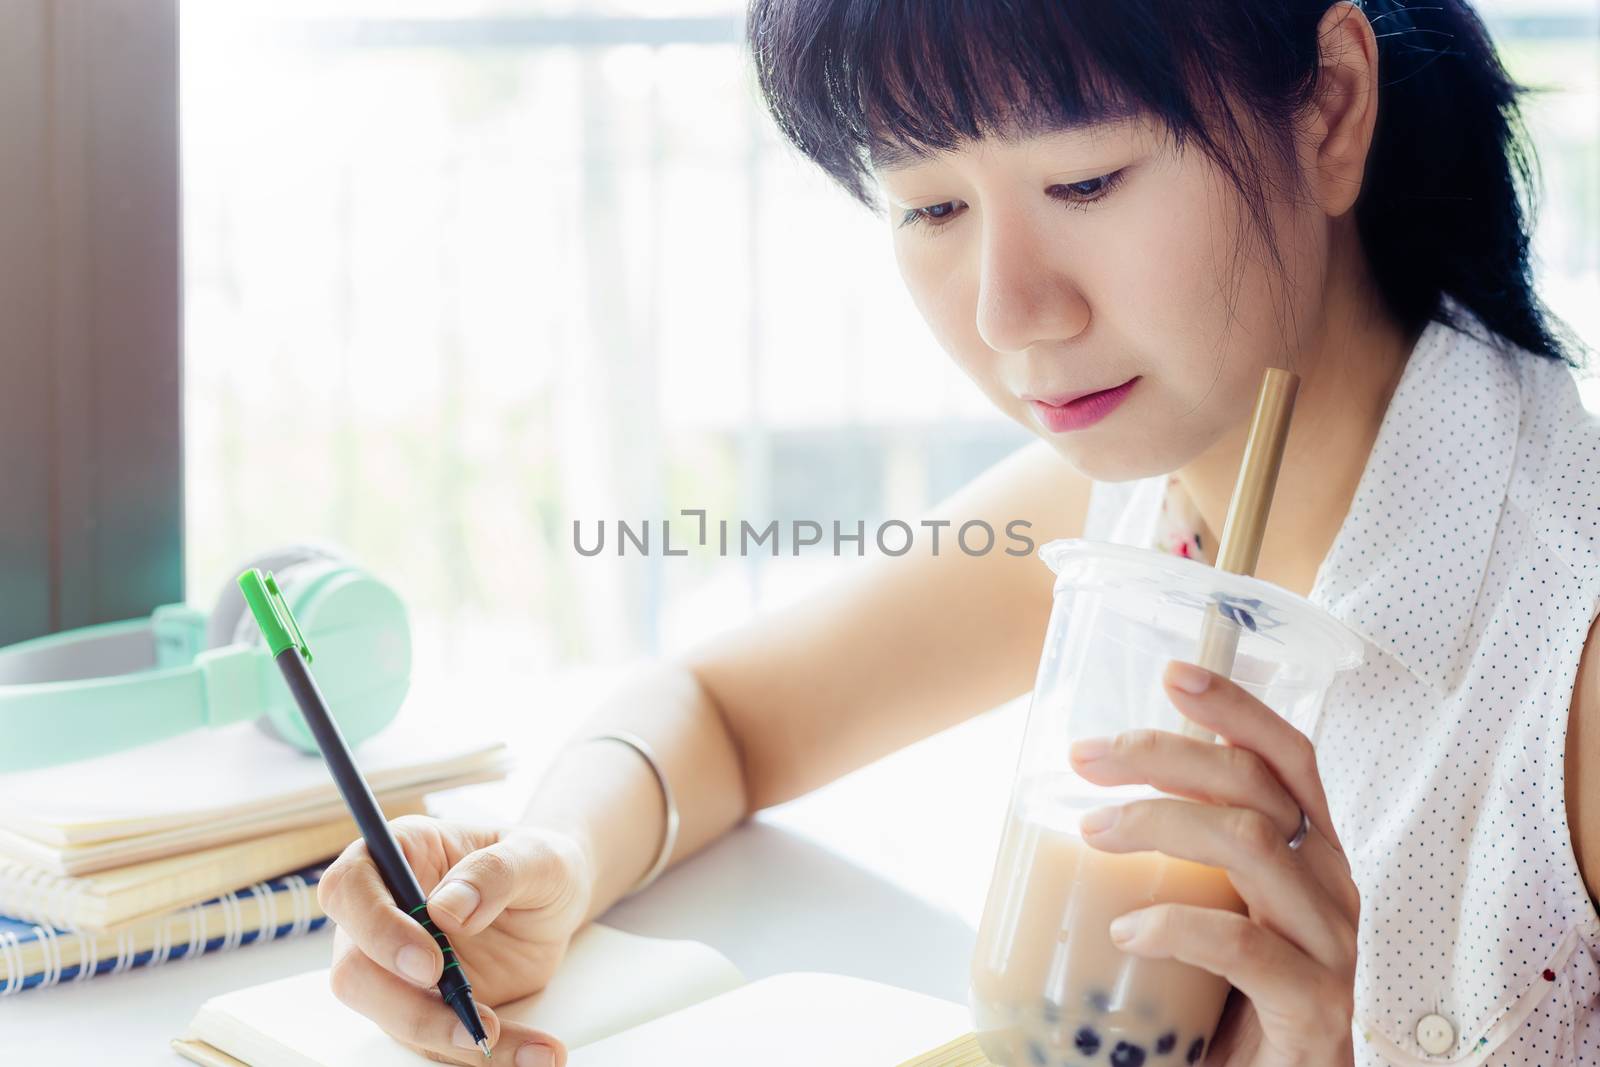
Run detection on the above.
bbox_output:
[237,567,313,662]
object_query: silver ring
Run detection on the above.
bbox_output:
[1287,808,1310,851]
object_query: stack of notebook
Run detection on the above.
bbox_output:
[0,715,511,994]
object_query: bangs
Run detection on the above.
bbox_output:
[744,0,1578,369]
[745,0,1229,209]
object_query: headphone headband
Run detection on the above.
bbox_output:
[0,548,410,771]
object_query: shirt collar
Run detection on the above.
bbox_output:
[1308,293,1523,693]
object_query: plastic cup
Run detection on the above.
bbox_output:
[969,538,1365,1067]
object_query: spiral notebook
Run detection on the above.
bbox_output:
[172,922,985,1067]
[0,863,329,996]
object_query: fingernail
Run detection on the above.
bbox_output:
[1070,736,1111,763]
[431,880,481,925]
[1167,661,1211,694]
[395,944,436,986]
[1078,806,1119,834]
[1109,913,1143,944]
[451,1023,478,1050]
[516,1044,557,1067]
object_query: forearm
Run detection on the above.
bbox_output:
[518,658,749,925]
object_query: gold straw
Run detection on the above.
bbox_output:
[1178,367,1300,743]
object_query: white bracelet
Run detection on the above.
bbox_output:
[585,730,680,898]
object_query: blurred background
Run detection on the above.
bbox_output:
[4,3,1591,1015]
[173,0,1599,714]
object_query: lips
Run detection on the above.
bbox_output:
[1026,376,1140,433]
[1025,377,1139,407]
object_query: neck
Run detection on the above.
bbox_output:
[1173,234,1420,599]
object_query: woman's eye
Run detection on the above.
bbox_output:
[900,200,965,231]
[1047,168,1128,211]
[898,168,1128,233]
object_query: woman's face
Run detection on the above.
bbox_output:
[874,114,1329,482]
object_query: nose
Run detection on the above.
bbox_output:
[973,207,1091,355]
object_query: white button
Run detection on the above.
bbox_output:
[1416,1014,1455,1055]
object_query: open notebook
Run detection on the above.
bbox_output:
[173,923,994,1067]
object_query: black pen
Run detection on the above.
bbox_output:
[238,567,491,1059]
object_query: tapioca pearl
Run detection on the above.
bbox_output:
[1156,1032,1176,1055]
[1086,990,1111,1013]
[1074,1027,1101,1056]
[1185,1037,1204,1064]
[1028,1039,1049,1066]
[1110,1041,1147,1067]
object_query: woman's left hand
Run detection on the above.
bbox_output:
[1067,659,1359,1067]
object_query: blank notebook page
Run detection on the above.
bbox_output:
[566,972,973,1067]
[185,923,747,1066]
[184,922,971,1067]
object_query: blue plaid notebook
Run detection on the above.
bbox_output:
[0,863,329,995]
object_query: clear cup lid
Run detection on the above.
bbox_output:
[1040,538,1367,673]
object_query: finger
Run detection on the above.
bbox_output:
[319,840,443,988]
[1067,726,1360,920]
[1069,727,1303,841]
[1290,821,1363,925]
[429,830,589,940]
[1161,660,1344,855]
[1109,903,1352,1057]
[1080,796,1356,971]
[329,927,494,1056]
[403,1037,567,1067]
[330,928,569,1066]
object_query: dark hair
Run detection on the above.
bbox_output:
[745,0,1585,370]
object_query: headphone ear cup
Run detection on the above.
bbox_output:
[208,543,345,651]
[230,553,351,652]
[249,558,411,755]
[239,555,348,745]
[255,712,289,745]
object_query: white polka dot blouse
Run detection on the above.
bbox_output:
[1082,292,1600,1065]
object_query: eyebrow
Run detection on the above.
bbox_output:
[868,106,1145,174]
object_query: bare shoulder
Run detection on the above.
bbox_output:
[1564,605,1600,901]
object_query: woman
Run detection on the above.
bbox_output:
[316,2,1600,1065]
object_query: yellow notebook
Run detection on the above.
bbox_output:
[173,923,994,1067]
[899,1033,994,1066]
[0,794,426,932]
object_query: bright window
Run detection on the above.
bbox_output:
[180,1,1598,715]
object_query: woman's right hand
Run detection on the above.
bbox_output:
[317,814,595,1067]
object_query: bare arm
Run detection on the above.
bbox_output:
[686,439,1093,809]
[1564,605,1600,904]
[524,439,1094,922]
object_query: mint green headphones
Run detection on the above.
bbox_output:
[0,545,411,772]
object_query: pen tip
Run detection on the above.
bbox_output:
[478,1038,492,1058]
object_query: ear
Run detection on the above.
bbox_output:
[1296,2,1382,218]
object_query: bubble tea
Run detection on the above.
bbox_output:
[969,539,1365,1067]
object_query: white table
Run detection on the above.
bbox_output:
[0,692,1028,1066]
